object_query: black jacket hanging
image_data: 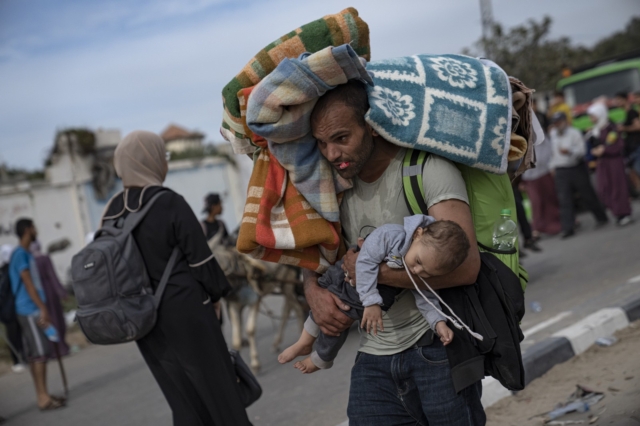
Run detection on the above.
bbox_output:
[439,252,526,393]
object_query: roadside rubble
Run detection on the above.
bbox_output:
[541,385,604,423]
[486,320,640,426]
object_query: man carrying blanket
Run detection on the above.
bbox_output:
[220,8,530,424]
[305,80,485,425]
[245,44,486,425]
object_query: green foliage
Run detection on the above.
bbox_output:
[45,128,96,166]
[56,128,96,155]
[590,18,640,62]
[463,16,640,92]
[0,164,45,182]
[169,144,237,168]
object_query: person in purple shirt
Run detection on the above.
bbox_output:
[30,241,70,357]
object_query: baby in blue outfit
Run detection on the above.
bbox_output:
[279,215,471,373]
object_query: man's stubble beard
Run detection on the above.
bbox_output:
[338,127,375,180]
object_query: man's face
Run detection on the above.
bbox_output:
[311,102,374,180]
[210,204,222,217]
[555,119,568,132]
[28,226,37,243]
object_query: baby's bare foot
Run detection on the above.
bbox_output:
[278,342,313,364]
[293,357,320,374]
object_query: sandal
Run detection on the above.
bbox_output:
[39,398,65,411]
[50,395,67,404]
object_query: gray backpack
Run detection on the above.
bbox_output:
[71,190,179,345]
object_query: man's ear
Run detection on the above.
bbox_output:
[366,123,379,137]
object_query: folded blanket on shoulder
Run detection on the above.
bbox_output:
[235,46,366,273]
[237,142,344,273]
[247,44,371,223]
[220,7,370,155]
[365,55,512,174]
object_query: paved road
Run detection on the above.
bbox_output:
[1,204,639,426]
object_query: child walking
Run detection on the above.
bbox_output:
[279,215,471,373]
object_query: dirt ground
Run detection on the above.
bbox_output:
[486,320,640,426]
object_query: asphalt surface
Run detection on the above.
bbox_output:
[0,203,639,426]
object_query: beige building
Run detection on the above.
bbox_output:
[161,124,204,153]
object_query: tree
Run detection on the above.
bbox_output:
[168,143,237,167]
[589,17,640,62]
[463,16,640,92]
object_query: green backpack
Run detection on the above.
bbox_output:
[402,149,528,291]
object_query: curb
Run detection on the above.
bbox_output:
[482,292,640,409]
[522,337,574,386]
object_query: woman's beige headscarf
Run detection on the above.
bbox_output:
[101,131,168,222]
[114,130,168,187]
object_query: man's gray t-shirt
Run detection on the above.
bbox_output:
[341,148,469,355]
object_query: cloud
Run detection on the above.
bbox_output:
[0,0,637,169]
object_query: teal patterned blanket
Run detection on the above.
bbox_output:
[365,54,512,174]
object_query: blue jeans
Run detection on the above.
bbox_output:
[347,340,485,425]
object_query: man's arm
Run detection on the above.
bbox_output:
[20,269,50,326]
[302,269,353,336]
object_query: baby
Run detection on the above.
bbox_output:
[279,215,471,373]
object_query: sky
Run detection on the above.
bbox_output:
[0,0,638,170]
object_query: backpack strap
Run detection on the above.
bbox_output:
[154,246,180,307]
[402,149,430,215]
[121,189,170,235]
[119,189,179,305]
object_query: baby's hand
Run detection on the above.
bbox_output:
[435,321,454,346]
[362,305,384,335]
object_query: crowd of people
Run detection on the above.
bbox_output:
[517,91,638,248]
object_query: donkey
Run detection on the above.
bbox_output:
[207,232,306,373]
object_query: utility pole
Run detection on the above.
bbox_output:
[479,0,494,58]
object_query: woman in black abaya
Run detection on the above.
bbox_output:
[102,131,251,426]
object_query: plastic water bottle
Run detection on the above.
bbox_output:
[43,325,59,342]
[32,310,60,342]
[492,209,518,250]
[530,301,542,313]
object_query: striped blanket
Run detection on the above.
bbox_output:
[237,141,345,273]
[247,44,371,223]
[234,46,368,273]
[220,7,370,156]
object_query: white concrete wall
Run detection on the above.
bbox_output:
[0,182,89,284]
[166,139,201,153]
[45,154,93,186]
[94,129,121,148]
[164,158,243,231]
